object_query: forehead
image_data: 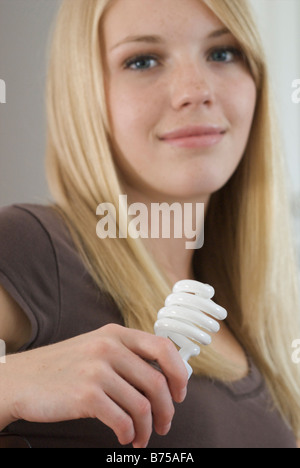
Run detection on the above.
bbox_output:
[102,0,225,45]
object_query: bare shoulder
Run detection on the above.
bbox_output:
[0,285,31,353]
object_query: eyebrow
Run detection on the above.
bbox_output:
[110,27,231,51]
[110,34,164,51]
[208,27,231,39]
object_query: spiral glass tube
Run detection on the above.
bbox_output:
[154,280,227,378]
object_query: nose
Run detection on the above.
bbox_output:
[169,61,214,110]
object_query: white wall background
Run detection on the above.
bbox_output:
[250,0,300,192]
[0,0,60,207]
[249,0,300,262]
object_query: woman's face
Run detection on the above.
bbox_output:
[102,0,257,203]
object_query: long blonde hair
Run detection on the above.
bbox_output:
[45,0,300,436]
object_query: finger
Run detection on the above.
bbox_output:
[120,329,188,403]
[114,349,175,436]
[103,372,153,449]
[153,337,189,403]
[94,392,135,446]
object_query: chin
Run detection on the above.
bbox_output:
[164,174,232,200]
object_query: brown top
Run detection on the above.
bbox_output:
[0,204,297,448]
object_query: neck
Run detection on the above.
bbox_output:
[144,237,196,284]
[123,186,210,284]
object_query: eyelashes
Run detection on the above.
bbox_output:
[123,54,160,71]
[208,46,244,63]
[123,46,245,72]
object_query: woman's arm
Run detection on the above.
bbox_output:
[0,290,188,448]
[0,285,31,354]
[0,285,32,429]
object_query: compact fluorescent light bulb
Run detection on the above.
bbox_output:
[154,279,227,378]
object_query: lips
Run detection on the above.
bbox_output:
[159,125,226,149]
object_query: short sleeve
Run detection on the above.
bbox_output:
[0,205,61,350]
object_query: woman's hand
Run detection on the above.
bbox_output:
[1,324,188,448]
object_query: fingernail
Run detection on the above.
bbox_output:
[160,423,171,435]
[179,387,187,402]
[133,439,149,449]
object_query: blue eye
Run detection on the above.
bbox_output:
[124,55,158,71]
[209,47,243,63]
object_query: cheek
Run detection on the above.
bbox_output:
[216,77,256,179]
[224,76,257,133]
[108,81,160,142]
[107,81,163,183]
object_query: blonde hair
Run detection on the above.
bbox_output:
[45,0,300,436]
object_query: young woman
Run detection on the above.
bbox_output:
[0,0,299,448]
